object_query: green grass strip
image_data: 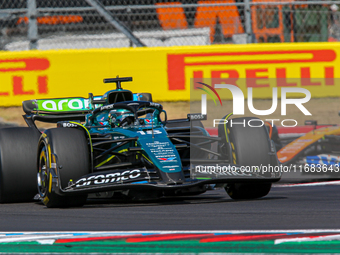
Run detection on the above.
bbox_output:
[1,240,340,253]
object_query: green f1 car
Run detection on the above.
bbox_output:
[0,77,280,207]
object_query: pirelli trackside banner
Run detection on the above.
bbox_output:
[0,42,339,106]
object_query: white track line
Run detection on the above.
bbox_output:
[275,234,340,244]
[274,180,340,187]
[0,234,72,243]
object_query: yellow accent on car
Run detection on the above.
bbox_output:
[47,144,52,168]
[69,122,93,153]
[141,153,153,164]
[43,197,49,204]
[223,113,233,143]
[49,173,52,193]
[95,149,129,168]
[95,155,116,168]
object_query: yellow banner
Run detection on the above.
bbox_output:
[0,42,339,106]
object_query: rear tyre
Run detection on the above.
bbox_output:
[0,127,40,202]
[219,117,276,199]
[38,128,89,208]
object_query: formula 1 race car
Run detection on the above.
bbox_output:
[278,122,340,171]
[0,77,280,207]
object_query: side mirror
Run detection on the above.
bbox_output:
[159,110,167,124]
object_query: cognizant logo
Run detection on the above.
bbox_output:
[198,83,312,127]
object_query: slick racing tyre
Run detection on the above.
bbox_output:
[218,117,276,199]
[38,128,90,208]
[0,127,40,202]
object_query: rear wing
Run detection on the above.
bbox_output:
[22,97,94,128]
[23,93,152,115]
[22,97,93,115]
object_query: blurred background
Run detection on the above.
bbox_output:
[0,0,339,51]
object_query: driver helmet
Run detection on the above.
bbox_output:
[96,112,109,126]
[108,109,134,127]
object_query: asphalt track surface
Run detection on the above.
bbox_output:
[0,184,339,231]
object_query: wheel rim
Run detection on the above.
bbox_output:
[37,146,49,198]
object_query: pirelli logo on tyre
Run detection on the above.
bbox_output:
[167,49,338,99]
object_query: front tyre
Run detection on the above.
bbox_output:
[225,182,272,200]
[219,117,277,199]
[38,128,90,208]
